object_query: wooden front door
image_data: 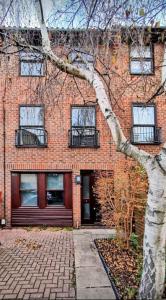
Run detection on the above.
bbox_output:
[81,172,95,224]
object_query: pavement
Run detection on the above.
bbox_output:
[73,228,116,300]
[0,228,75,299]
[0,228,116,300]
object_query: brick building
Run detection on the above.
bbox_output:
[0,28,165,228]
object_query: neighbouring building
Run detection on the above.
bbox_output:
[0,27,166,230]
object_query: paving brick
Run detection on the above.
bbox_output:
[50,293,56,299]
[17,288,26,299]
[0,229,75,299]
[22,294,30,300]
[3,294,18,299]
[44,287,51,298]
[57,292,71,298]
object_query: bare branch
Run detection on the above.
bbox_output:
[35,0,153,168]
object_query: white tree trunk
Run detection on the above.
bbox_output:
[88,73,166,300]
[139,162,166,299]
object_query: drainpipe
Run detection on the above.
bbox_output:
[1,79,7,227]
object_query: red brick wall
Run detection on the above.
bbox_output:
[0,41,165,230]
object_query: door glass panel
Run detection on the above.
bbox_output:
[47,191,64,205]
[20,174,37,190]
[21,190,37,206]
[83,176,90,199]
[83,203,90,220]
[47,174,64,190]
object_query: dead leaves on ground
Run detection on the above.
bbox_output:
[96,239,143,299]
[15,238,42,250]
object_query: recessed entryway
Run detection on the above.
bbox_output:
[81,170,101,225]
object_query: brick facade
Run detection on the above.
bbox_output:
[0,32,166,232]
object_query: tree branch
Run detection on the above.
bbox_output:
[35,0,153,168]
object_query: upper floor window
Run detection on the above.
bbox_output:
[130,45,153,75]
[69,106,99,147]
[131,104,161,144]
[72,106,96,127]
[68,49,94,70]
[20,51,44,76]
[16,105,47,147]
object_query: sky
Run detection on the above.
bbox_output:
[0,0,166,29]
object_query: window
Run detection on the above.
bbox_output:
[132,104,160,144]
[20,51,44,76]
[16,105,47,147]
[130,45,153,75]
[12,173,72,209]
[69,106,99,147]
[46,174,64,205]
[68,49,94,70]
[20,174,38,206]
[72,106,95,127]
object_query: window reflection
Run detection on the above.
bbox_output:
[20,174,37,206]
[83,176,90,199]
[47,174,64,205]
[47,191,64,205]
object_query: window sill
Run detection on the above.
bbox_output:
[15,145,48,148]
[19,75,45,77]
[46,205,65,208]
[131,141,161,145]
[69,145,100,149]
[19,206,39,208]
[130,72,154,76]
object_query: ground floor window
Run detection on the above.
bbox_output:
[11,172,72,209]
[20,174,38,206]
[47,174,64,205]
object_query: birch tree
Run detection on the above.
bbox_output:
[34,2,166,299]
[1,0,166,299]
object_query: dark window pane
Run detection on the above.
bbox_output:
[83,203,90,220]
[133,106,155,125]
[47,191,64,205]
[20,106,44,127]
[72,107,95,127]
[83,176,90,199]
[21,190,38,206]
[47,174,64,190]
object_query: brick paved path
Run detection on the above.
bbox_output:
[0,228,75,300]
